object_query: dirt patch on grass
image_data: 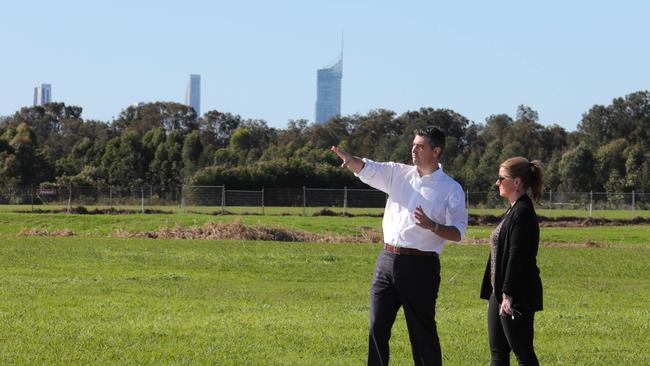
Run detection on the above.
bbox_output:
[13,206,647,226]
[468,214,650,227]
[16,206,173,214]
[540,216,650,227]
[112,220,384,243]
[186,210,650,225]
[18,227,74,237]
[15,223,632,248]
[459,237,611,248]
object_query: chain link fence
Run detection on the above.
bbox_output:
[1,185,649,216]
[179,186,388,215]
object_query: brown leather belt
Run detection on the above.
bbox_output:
[384,243,438,257]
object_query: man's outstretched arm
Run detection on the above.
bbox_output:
[330,146,365,174]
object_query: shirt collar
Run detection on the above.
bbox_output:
[415,163,444,179]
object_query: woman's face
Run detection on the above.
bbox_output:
[496,167,516,199]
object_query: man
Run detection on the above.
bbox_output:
[331,126,467,366]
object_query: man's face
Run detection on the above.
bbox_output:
[411,135,438,166]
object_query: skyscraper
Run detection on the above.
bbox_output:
[33,83,52,106]
[315,55,343,124]
[185,74,201,116]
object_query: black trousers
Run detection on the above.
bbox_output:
[368,250,441,366]
[488,293,539,366]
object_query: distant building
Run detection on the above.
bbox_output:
[33,83,52,106]
[185,74,201,116]
[131,102,146,108]
[315,54,343,124]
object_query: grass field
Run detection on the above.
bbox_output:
[1,210,649,364]
[2,203,650,219]
[1,237,648,365]
[1,211,649,248]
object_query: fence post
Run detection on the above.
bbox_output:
[549,190,553,210]
[302,186,306,217]
[466,191,470,209]
[31,184,34,212]
[262,187,265,215]
[67,184,72,212]
[632,190,635,212]
[589,191,593,218]
[343,187,348,216]
[180,185,185,208]
[221,185,225,213]
[109,186,113,208]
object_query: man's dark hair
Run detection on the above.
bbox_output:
[414,125,446,152]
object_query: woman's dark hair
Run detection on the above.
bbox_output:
[413,125,446,152]
[501,157,545,202]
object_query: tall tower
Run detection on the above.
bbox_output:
[315,39,343,124]
[33,83,52,106]
[185,74,201,116]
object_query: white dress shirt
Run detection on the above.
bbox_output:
[356,158,468,253]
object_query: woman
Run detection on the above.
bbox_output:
[480,157,544,366]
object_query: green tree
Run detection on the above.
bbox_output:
[113,102,198,134]
[100,131,146,187]
[558,144,596,192]
[149,131,184,190]
[515,105,539,123]
[182,131,203,178]
[594,138,627,191]
[230,127,254,151]
[4,123,52,185]
[481,114,512,145]
[56,137,95,176]
[577,90,650,149]
[624,145,646,190]
[200,110,242,148]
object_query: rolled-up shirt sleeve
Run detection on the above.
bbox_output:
[446,183,468,240]
[355,158,395,194]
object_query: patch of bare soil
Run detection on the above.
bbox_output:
[198,208,382,217]
[18,228,74,236]
[538,216,650,227]
[16,206,173,214]
[469,214,650,227]
[15,207,646,226]
[459,237,608,248]
[112,220,384,243]
[16,222,617,248]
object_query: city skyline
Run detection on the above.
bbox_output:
[2,1,650,130]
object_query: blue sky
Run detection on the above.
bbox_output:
[2,0,649,131]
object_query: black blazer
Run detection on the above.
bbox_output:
[480,194,543,312]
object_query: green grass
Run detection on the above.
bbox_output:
[0,212,383,236]
[466,226,650,248]
[0,204,387,216]
[0,237,648,365]
[472,207,650,219]
[2,203,649,218]
[2,211,649,248]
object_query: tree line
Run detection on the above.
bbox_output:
[0,91,648,194]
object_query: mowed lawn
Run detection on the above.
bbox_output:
[1,234,649,365]
[1,210,650,249]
